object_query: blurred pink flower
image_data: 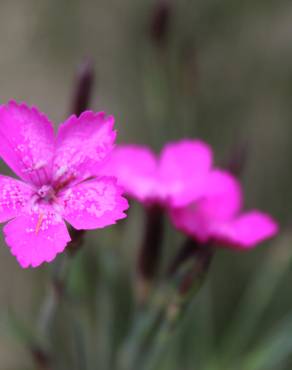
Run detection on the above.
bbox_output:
[170,170,278,249]
[101,140,213,207]
[0,101,128,268]
[103,141,278,249]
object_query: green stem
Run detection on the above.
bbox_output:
[207,237,292,369]
[118,296,166,370]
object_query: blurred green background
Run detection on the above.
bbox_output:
[0,0,291,369]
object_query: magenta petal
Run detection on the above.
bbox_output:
[61,177,129,230]
[0,101,55,185]
[159,140,213,206]
[0,175,32,223]
[169,170,242,242]
[101,145,158,203]
[195,170,242,220]
[212,211,279,249]
[4,213,71,268]
[169,205,212,243]
[54,111,116,182]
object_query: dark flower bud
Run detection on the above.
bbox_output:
[149,0,172,47]
[70,58,95,117]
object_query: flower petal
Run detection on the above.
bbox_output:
[212,211,278,248]
[0,175,33,222]
[195,170,242,220]
[159,140,213,207]
[169,170,242,242]
[169,205,213,243]
[4,212,71,268]
[54,111,116,183]
[60,177,129,230]
[0,101,55,185]
[101,145,158,203]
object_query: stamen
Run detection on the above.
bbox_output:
[35,213,44,235]
[55,174,76,191]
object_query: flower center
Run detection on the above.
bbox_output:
[37,185,56,203]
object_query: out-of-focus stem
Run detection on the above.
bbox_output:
[121,239,213,370]
[38,256,67,336]
[141,239,214,370]
[136,204,165,305]
[167,238,214,321]
[168,238,213,281]
[35,255,67,370]
[66,228,86,256]
[209,237,292,370]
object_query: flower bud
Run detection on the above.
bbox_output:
[70,58,95,117]
[149,0,172,47]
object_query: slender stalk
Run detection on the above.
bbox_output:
[168,238,214,298]
[141,239,214,370]
[38,256,67,337]
[136,204,165,305]
[36,256,68,368]
[118,306,164,370]
[209,238,292,370]
[121,239,214,370]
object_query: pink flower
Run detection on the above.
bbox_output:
[101,140,213,207]
[0,101,128,268]
[102,141,278,249]
[170,170,278,249]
